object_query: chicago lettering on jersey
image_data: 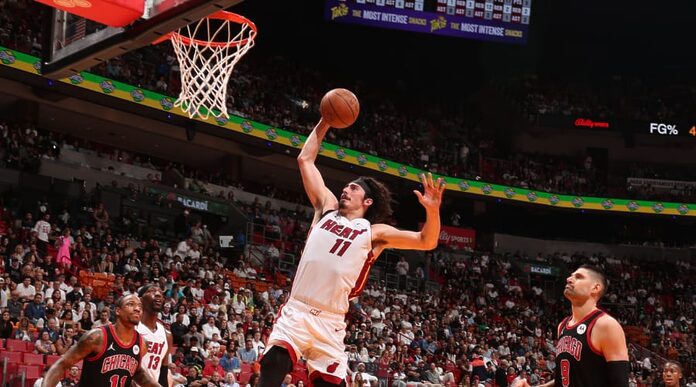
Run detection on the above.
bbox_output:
[556,336,583,361]
[319,219,368,241]
[147,341,165,355]
[100,354,140,376]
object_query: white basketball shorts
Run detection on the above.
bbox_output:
[267,297,348,383]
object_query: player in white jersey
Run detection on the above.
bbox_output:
[136,285,173,387]
[259,118,445,387]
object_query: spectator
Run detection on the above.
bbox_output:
[396,256,409,290]
[17,276,37,301]
[25,293,46,325]
[33,213,51,257]
[35,330,57,355]
[237,339,258,364]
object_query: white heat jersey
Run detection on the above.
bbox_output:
[136,321,168,382]
[291,210,375,314]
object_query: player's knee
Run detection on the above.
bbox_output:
[259,346,293,373]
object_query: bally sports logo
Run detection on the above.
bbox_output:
[422,225,476,249]
[574,118,609,129]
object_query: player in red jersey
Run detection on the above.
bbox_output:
[259,118,445,386]
[42,294,161,387]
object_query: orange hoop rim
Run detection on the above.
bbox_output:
[153,10,257,48]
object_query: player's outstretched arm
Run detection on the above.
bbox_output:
[372,173,444,251]
[297,119,338,221]
[42,328,103,387]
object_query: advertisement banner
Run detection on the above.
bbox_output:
[420,224,476,249]
[325,0,529,44]
[2,46,694,217]
[523,263,561,277]
[147,187,230,216]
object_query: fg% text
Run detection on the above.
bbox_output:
[649,123,679,136]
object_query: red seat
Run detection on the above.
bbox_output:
[0,339,5,349]
[18,364,42,379]
[5,339,26,352]
[237,372,252,385]
[23,352,44,365]
[46,355,62,366]
[4,363,19,377]
[240,363,252,373]
[0,351,22,364]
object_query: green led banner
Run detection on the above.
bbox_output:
[1,46,694,217]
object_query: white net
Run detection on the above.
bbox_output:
[168,12,256,120]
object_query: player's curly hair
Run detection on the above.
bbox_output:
[359,176,394,224]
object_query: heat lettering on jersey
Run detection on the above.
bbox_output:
[146,341,166,355]
[319,219,368,240]
[100,354,139,375]
[556,336,583,361]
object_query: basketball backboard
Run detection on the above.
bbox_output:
[40,0,245,79]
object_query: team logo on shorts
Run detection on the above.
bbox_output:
[572,197,584,207]
[397,166,408,177]
[133,345,140,355]
[357,154,368,165]
[335,148,346,160]
[241,121,253,133]
[576,324,587,335]
[378,160,388,171]
[99,80,115,93]
[69,74,84,85]
[290,135,301,147]
[526,192,537,202]
[481,184,493,195]
[601,199,614,209]
[0,50,15,65]
[327,361,340,373]
[458,181,469,191]
[548,195,560,205]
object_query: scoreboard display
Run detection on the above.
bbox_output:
[325,0,531,44]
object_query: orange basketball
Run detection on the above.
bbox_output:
[320,88,360,129]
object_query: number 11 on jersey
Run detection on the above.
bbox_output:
[329,238,351,257]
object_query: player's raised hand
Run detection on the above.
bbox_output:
[414,172,445,211]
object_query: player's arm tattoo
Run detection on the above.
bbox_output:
[42,328,103,387]
[133,365,162,387]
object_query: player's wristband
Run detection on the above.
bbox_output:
[607,360,630,387]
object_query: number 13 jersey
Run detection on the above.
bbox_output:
[135,321,168,383]
[291,210,374,314]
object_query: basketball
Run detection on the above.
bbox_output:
[320,88,360,129]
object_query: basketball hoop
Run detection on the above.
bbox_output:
[154,11,257,120]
